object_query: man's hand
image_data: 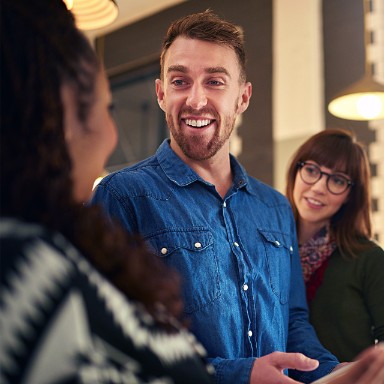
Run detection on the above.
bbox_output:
[250,351,319,383]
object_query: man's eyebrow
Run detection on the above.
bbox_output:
[167,65,187,74]
[206,66,231,78]
[167,65,231,78]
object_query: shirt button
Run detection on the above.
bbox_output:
[248,330,253,337]
[243,284,249,291]
[161,247,167,255]
[194,242,202,249]
[234,242,239,247]
[223,202,227,208]
[289,246,293,253]
[275,240,281,246]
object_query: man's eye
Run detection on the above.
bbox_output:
[172,79,185,86]
[208,80,223,86]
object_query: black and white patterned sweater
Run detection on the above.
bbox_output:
[0,218,214,384]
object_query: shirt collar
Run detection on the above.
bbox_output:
[156,139,254,193]
[156,139,203,186]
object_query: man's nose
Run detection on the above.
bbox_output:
[186,84,207,110]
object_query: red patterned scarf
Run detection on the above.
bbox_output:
[299,225,337,302]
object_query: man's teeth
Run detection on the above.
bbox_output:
[185,119,211,127]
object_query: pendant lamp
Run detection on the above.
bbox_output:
[63,0,118,31]
[328,0,384,121]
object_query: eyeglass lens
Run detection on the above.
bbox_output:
[300,163,350,194]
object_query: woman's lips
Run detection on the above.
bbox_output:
[305,197,324,209]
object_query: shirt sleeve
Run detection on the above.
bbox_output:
[90,178,137,233]
[208,356,255,384]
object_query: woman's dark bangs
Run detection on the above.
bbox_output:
[302,136,354,176]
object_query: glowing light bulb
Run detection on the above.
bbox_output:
[356,94,383,119]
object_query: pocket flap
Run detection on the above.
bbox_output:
[146,228,213,257]
[258,229,294,253]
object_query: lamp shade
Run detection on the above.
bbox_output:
[63,0,118,31]
[328,74,384,120]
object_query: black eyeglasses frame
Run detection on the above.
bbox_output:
[296,161,354,195]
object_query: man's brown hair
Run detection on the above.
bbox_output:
[160,10,246,83]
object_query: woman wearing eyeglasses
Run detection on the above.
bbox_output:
[285,128,384,363]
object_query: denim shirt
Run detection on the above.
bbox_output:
[91,140,338,384]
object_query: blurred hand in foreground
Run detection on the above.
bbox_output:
[313,343,384,384]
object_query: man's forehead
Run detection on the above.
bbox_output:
[163,37,240,75]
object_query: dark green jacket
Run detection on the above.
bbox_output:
[309,241,384,362]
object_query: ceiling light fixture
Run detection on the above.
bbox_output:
[63,0,118,31]
[328,0,384,120]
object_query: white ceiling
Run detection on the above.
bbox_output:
[85,0,185,40]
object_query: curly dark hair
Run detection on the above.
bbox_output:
[1,0,183,322]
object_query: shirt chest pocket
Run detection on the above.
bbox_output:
[145,228,220,314]
[258,229,293,305]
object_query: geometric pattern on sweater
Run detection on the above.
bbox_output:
[0,219,213,384]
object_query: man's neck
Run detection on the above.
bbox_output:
[193,159,233,199]
[173,143,233,199]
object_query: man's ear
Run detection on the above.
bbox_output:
[155,79,166,112]
[237,82,252,114]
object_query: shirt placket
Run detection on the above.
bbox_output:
[222,195,256,355]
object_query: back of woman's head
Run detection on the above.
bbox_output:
[1,0,99,219]
[0,0,184,321]
[286,128,372,256]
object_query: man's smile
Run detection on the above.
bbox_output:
[184,118,213,127]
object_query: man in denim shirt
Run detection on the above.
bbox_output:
[90,10,366,384]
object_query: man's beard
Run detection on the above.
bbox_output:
[166,106,237,161]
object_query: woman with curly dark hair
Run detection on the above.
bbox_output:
[0,1,213,383]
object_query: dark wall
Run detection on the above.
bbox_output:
[323,0,369,135]
[323,0,376,167]
[323,0,379,224]
[96,0,274,184]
